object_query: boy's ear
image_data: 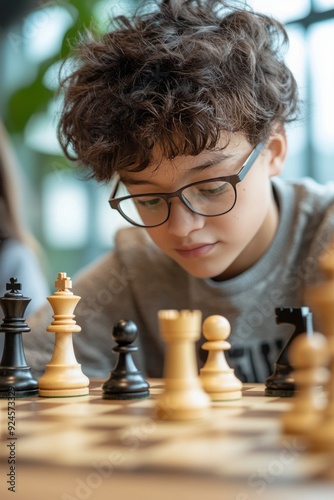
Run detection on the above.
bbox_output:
[266,129,287,177]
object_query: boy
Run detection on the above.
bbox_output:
[26,0,334,382]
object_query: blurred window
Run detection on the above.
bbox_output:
[249,0,334,182]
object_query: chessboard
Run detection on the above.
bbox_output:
[1,380,334,500]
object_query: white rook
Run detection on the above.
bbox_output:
[155,309,210,420]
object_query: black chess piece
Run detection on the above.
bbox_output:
[0,278,38,397]
[265,306,313,397]
[102,319,150,400]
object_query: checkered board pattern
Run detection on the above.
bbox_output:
[0,381,334,490]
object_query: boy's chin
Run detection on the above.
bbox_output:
[178,263,229,281]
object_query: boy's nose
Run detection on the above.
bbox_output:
[166,198,205,237]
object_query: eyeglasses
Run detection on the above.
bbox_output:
[109,142,264,228]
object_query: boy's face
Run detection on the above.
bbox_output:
[121,132,286,281]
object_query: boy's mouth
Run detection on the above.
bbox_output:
[175,243,217,259]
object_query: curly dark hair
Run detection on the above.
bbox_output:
[58,0,299,182]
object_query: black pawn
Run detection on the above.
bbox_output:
[102,319,150,400]
[265,306,313,397]
[0,278,38,398]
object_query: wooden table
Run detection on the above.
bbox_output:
[1,380,334,500]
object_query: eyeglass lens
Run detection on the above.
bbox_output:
[117,179,236,227]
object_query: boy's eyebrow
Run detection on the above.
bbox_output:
[122,152,237,186]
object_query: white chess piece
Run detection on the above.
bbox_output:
[281,331,329,436]
[200,315,242,401]
[38,272,89,397]
[155,309,211,420]
[306,248,334,450]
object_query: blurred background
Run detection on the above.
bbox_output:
[0,0,333,289]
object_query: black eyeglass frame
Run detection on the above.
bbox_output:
[109,141,264,228]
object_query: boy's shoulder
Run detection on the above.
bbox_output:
[112,227,191,290]
[273,176,334,213]
[115,226,159,253]
[114,226,179,267]
[273,177,334,265]
[115,225,156,249]
[73,227,182,288]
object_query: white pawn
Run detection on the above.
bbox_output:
[200,315,242,401]
[281,331,329,436]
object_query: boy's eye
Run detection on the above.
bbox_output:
[195,181,229,196]
[134,196,164,208]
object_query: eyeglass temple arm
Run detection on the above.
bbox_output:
[109,175,121,200]
[236,142,264,181]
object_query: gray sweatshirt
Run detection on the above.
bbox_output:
[25,177,334,382]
